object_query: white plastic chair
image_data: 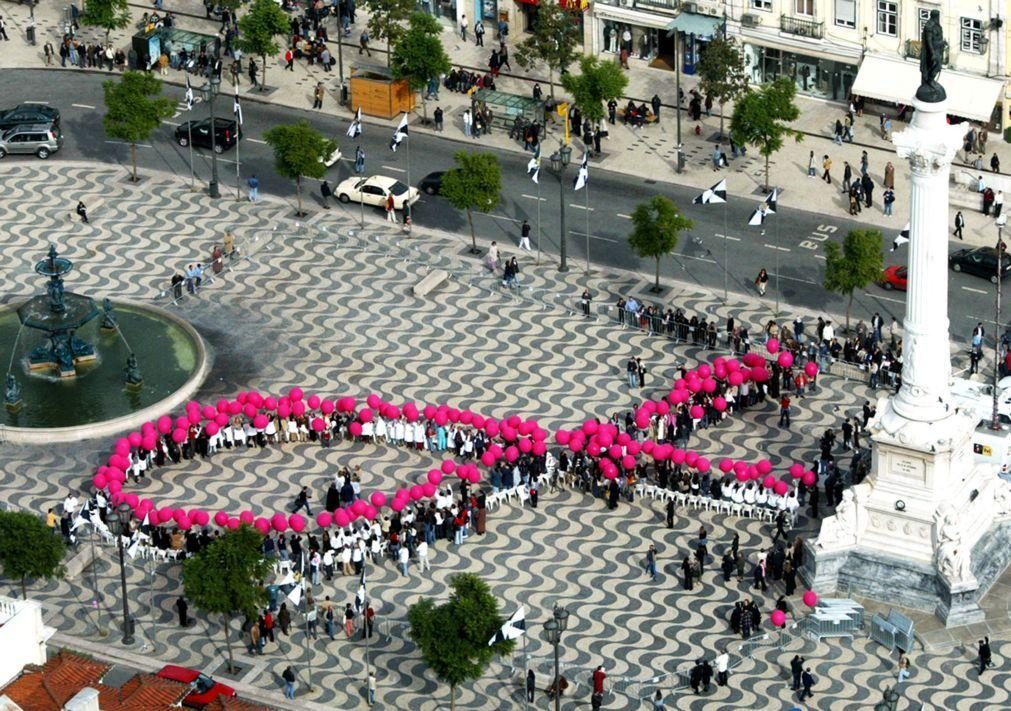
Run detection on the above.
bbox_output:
[517,488,531,505]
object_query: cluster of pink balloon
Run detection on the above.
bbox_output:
[770,589,820,628]
[92,388,546,534]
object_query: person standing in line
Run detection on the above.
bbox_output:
[282,666,296,699]
[883,187,895,216]
[842,161,852,193]
[954,210,965,239]
[799,667,815,700]
[645,543,657,580]
[822,155,832,183]
[790,655,805,690]
[862,173,874,208]
[526,669,536,702]
[519,219,532,251]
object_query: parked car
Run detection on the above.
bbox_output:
[0,104,60,132]
[878,265,908,291]
[156,665,236,709]
[418,171,445,195]
[949,246,1011,284]
[335,175,420,210]
[174,117,241,153]
[0,124,63,159]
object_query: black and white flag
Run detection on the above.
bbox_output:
[70,503,93,532]
[347,106,362,138]
[763,188,778,215]
[748,204,769,226]
[184,75,194,111]
[691,178,727,206]
[489,606,526,646]
[890,222,911,251]
[573,151,589,191]
[526,155,540,184]
[390,113,408,152]
[232,90,243,127]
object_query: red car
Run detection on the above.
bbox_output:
[878,265,908,291]
[156,665,236,708]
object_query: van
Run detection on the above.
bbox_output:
[972,418,1011,479]
[0,123,63,159]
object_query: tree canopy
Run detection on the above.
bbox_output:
[0,511,65,600]
[390,12,451,120]
[440,151,502,253]
[561,55,628,124]
[81,0,130,41]
[362,0,415,63]
[102,71,176,181]
[182,525,272,672]
[513,4,582,99]
[696,36,749,137]
[408,573,515,711]
[730,76,802,190]
[823,228,884,332]
[263,121,336,216]
[236,0,290,89]
[627,195,694,291]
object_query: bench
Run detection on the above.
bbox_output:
[64,544,102,581]
[413,269,449,297]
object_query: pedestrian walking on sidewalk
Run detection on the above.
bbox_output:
[842,161,852,193]
[0,15,8,41]
[359,30,371,56]
[954,210,965,239]
[44,42,55,65]
[459,14,467,41]
[284,47,294,70]
[799,668,815,700]
[76,201,89,223]
[313,82,324,109]
[519,220,532,251]
[807,150,816,177]
[320,180,332,209]
[755,268,769,296]
[434,106,444,131]
[499,43,511,71]
[474,19,484,46]
[645,543,657,580]
[992,152,1001,174]
[385,194,397,223]
[883,187,895,216]
[247,174,259,203]
[821,155,832,183]
[996,190,1005,218]
[248,59,258,88]
[282,666,296,699]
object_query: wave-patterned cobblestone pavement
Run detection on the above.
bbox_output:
[0,164,1005,710]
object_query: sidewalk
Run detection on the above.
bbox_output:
[0,0,1006,247]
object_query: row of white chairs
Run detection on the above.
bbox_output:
[634,483,788,525]
[485,484,532,510]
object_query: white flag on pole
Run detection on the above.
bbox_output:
[573,152,589,191]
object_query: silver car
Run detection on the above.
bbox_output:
[0,123,63,159]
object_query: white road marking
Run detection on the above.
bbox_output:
[479,213,523,223]
[617,213,632,219]
[962,286,988,294]
[104,140,153,148]
[246,138,267,144]
[22,100,49,104]
[714,232,741,241]
[814,254,827,261]
[521,194,547,202]
[570,203,594,211]
[381,165,406,174]
[681,254,717,264]
[865,291,905,304]
[162,120,181,126]
[569,231,618,243]
[763,243,791,252]
[71,103,96,110]
[770,273,817,284]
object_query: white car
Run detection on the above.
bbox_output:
[335,175,420,210]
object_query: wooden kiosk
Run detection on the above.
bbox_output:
[348,66,415,119]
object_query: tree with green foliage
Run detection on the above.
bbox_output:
[514,3,582,100]
[361,0,415,65]
[628,195,695,292]
[561,55,628,124]
[408,573,515,711]
[440,151,502,254]
[263,121,336,217]
[236,0,290,90]
[730,76,802,191]
[390,12,451,123]
[182,525,271,673]
[81,0,130,41]
[102,71,176,182]
[696,35,749,138]
[823,228,884,332]
[0,511,66,600]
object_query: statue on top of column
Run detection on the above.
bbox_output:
[917,9,946,103]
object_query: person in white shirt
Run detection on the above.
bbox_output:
[398,545,410,576]
[63,494,79,515]
[417,540,430,572]
[714,648,730,686]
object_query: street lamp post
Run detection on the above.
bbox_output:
[201,75,221,199]
[991,219,1006,431]
[109,502,135,645]
[542,604,569,711]
[549,145,572,273]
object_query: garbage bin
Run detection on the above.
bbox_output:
[26,24,36,45]
[339,83,348,106]
[676,147,686,173]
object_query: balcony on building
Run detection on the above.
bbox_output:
[780,14,824,40]
[0,596,56,687]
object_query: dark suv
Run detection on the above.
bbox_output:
[174,117,241,153]
[0,104,61,133]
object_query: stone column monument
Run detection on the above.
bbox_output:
[806,11,1011,626]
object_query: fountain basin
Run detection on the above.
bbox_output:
[0,302,209,443]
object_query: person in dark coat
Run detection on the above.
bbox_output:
[607,479,619,509]
[861,173,874,208]
[650,93,661,120]
[325,483,339,512]
[681,555,694,591]
[175,596,189,626]
[790,655,805,690]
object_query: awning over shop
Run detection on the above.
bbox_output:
[852,54,1003,122]
[665,12,722,38]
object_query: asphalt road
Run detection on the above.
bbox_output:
[0,69,1004,349]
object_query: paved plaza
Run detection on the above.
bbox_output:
[0,162,1008,710]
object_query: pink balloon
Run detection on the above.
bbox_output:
[171,428,187,444]
[774,480,789,496]
[333,510,350,527]
[778,352,794,368]
[289,387,304,401]
[214,511,229,526]
[366,393,381,409]
[349,422,363,437]
[622,455,636,469]
[505,446,519,462]
[427,470,444,485]
[803,590,819,607]
[157,416,173,434]
[697,458,711,473]
[582,420,600,436]
[756,459,773,475]
[192,510,209,526]
[484,419,498,437]
[351,500,367,515]
[719,458,734,473]
[108,480,122,494]
[227,401,242,415]
[178,515,192,530]
[421,482,437,498]
[788,463,804,478]
[480,451,496,466]
[127,432,142,448]
[697,364,712,378]
[410,485,424,500]
[227,517,240,530]
[801,471,817,487]
[685,451,699,467]
[141,436,157,451]
[205,422,220,437]
[771,609,786,627]
[272,514,288,532]
[254,517,271,534]
[762,475,776,489]
[713,396,727,412]
[307,394,321,410]
[805,361,819,377]
[321,400,335,415]
[289,514,306,532]
[441,460,456,474]
[518,438,533,454]
[243,403,257,419]
[124,493,139,509]
[363,505,377,521]
[702,378,717,394]
[215,413,229,427]
[312,417,325,432]
[158,508,175,524]
[690,405,705,420]
[263,396,278,411]
[728,371,744,387]
[316,511,333,528]
[358,408,373,423]
[239,510,255,525]
[111,492,124,507]
[93,474,108,490]
[370,491,387,508]
[390,499,406,513]
[767,338,780,354]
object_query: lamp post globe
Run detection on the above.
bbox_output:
[554,605,569,633]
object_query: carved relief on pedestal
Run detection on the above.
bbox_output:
[934,505,973,583]
[816,489,859,549]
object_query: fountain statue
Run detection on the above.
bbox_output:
[18,244,99,378]
[124,353,143,389]
[100,298,118,331]
[4,374,23,412]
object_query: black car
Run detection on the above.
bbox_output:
[949,246,1011,284]
[174,118,241,153]
[0,104,61,132]
[418,171,444,195]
